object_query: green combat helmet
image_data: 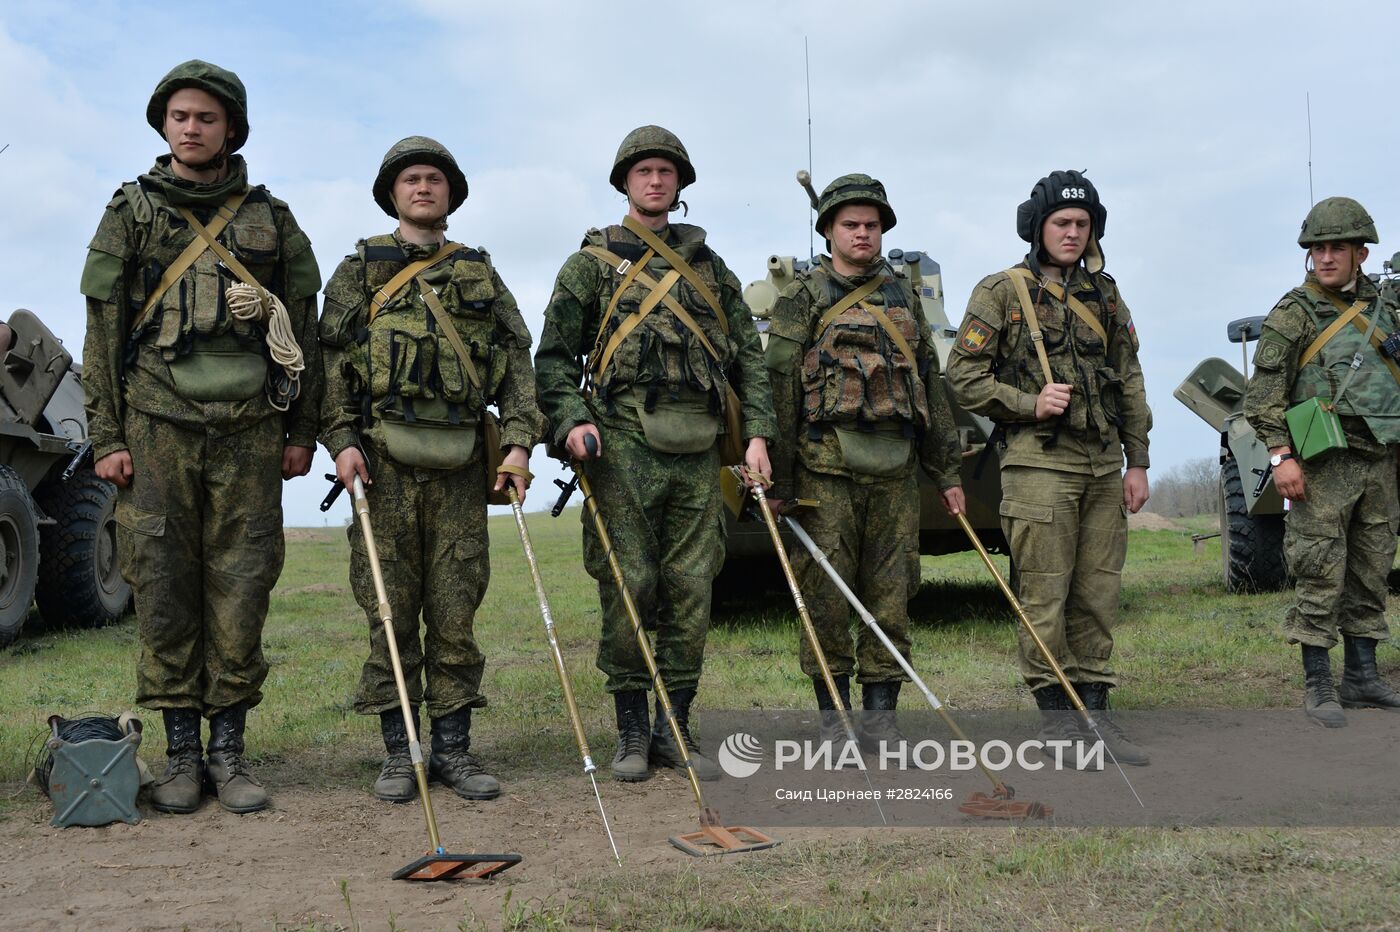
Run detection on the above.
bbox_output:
[1298,196,1378,247]
[372,136,469,219]
[814,173,898,235]
[146,59,249,152]
[609,125,696,194]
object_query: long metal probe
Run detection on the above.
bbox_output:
[784,515,1006,793]
[742,470,886,826]
[953,513,1143,807]
[506,486,621,866]
[351,476,445,851]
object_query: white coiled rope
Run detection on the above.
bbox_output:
[225,283,304,411]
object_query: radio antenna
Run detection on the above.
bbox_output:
[805,36,814,260]
[1306,92,1314,206]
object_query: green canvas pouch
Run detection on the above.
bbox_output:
[1286,396,1348,460]
[616,388,719,455]
[379,397,478,470]
[167,348,266,401]
[832,425,913,478]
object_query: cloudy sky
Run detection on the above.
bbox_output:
[2,1,1397,526]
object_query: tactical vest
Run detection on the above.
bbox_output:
[584,224,735,414]
[123,180,275,360]
[994,268,1125,443]
[346,236,501,432]
[1289,286,1400,443]
[799,272,930,432]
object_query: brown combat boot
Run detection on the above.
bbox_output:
[1339,636,1400,710]
[428,707,501,800]
[373,708,418,803]
[206,703,269,813]
[1302,645,1347,728]
[151,708,203,814]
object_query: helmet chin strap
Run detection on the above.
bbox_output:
[629,195,688,219]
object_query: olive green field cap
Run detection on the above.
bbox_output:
[146,60,249,152]
[372,136,469,218]
[814,173,897,234]
[1298,196,1378,247]
[609,125,696,193]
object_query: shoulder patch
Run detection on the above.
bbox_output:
[1253,334,1290,370]
[957,316,994,354]
[1125,317,1138,351]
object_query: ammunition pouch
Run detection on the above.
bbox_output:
[615,387,719,455]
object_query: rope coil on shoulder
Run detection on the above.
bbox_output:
[226,282,304,411]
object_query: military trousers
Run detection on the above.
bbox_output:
[118,410,284,714]
[999,465,1126,691]
[582,425,724,694]
[348,444,491,719]
[791,465,918,683]
[1283,446,1397,647]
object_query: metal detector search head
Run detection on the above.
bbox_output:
[393,851,522,882]
[669,807,780,857]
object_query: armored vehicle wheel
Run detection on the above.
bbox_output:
[1220,454,1288,593]
[0,466,40,647]
[36,468,130,629]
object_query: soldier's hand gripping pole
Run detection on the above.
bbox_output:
[739,468,887,826]
[505,484,621,866]
[573,435,777,856]
[953,512,1143,807]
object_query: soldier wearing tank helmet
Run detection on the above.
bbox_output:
[79,60,323,815]
[947,171,1151,765]
[534,126,775,783]
[319,137,545,802]
[764,174,963,750]
[1243,197,1400,727]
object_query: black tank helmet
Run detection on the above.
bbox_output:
[1016,170,1107,276]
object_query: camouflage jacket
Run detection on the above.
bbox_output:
[765,257,960,498]
[318,231,545,460]
[947,259,1151,477]
[534,221,776,448]
[1243,272,1400,456]
[79,156,323,457]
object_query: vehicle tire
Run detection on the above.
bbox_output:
[0,466,40,647]
[1220,455,1289,593]
[35,468,130,629]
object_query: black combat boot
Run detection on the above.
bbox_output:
[206,703,269,813]
[858,681,906,755]
[610,690,651,782]
[1301,644,1347,728]
[649,687,720,781]
[373,707,418,803]
[1078,682,1150,766]
[813,673,853,744]
[428,707,500,799]
[151,708,204,814]
[1339,636,1400,710]
[1032,683,1075,741]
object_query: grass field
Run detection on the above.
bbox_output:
[2,510,1398,929]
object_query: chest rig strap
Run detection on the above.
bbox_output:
[814,275,916,363]
[1300,284,1400,386]
[129,188,251,333]
[1004,269,1055,385]
[367,241,463,323]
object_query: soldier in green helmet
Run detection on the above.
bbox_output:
[79,60,324,814]
[320,137,545,801]
[534,125,775,782]
[946,170,1151,766]
[1243,197,1400,727]
[765,174,963,750]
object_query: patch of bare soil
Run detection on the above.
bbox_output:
[0,771,834,931]
[275,582,348,597]
[283,528,342,544]
[1127,511,1183,532]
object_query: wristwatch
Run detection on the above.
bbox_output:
[1269,452,1295,467]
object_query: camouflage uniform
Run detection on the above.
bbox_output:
[320,137,545,800]
[767,256,960,684]
[534,125,775,781]
[80,60,322,813]
[1244,272,1400,649]
[1243,196,1400,728]
[947,172,1151,702]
